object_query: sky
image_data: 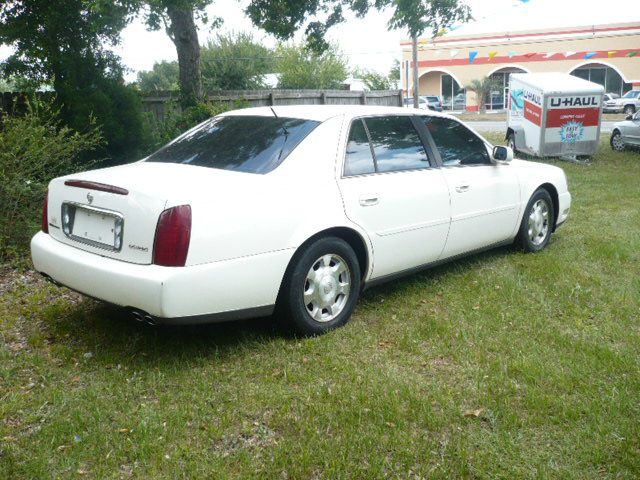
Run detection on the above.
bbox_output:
[0,0,637,82]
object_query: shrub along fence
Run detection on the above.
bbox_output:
[142,89,404,122]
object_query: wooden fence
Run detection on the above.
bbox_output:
[142,89,404,121]
[0,89,404,123]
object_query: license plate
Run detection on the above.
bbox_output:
[69,206,121,250]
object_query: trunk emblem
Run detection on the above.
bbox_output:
[87,192,94,204]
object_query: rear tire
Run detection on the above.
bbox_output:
[624,104,636,115]
[277,237,361,336]
[516,188,555,253]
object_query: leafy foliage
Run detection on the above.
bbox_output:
[136,60,180,92]
[0,0,146,162]
[247,0,472,51]
[201,32,273,91]
[466,77,502,113]
[0,99,103,265]
[141,0,222,106]
[388,58,400,87]
[275,44,348,89]
[353,67,394,91]
[142,99,248,153]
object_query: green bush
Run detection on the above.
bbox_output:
[0,99,103,266]
[59,79,147,164]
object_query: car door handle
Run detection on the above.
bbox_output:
[359,195,379,206]
[455,185,470,193]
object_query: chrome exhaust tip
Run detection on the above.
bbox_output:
[143,314,157,326]
[131,310,144,322]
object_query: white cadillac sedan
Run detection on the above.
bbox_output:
[32,106,571,335]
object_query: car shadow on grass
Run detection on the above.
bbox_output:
[37,244,517,367]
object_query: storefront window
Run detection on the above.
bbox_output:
[571,66,631,96]
[441,74,465,110]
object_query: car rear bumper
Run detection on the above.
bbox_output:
[31,232,292,322]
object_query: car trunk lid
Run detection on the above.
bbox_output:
[47,162,201,264]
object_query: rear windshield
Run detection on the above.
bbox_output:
[146,115,320,174]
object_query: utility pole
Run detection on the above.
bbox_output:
[412,35,419,109]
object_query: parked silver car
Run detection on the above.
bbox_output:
[603,90,640,114]
[610,111,640,151]
[421,95,443,112]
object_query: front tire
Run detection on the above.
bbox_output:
[516,188,555,253]
[277,237,361,336]
[610,131,625,151]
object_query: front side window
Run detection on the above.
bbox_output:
[365,116,430,173]
[146,115,320,174]
[422,116,490,166]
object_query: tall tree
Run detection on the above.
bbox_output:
[276,43,348,89]
[0,0,146,161]
[201,32,272,91]
[352,67,393,91]
[388,59,401,89]
[246,0,472,105]
[137,60,180,91]
[143,0,220,106]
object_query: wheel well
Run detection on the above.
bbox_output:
[505,127,514,141]
[539,183,559,231]
[297,227,369,280]
[280,227,369,285]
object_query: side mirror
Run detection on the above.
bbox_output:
[492,145,513,163]
[626,114,633,120]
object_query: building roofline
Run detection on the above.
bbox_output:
[400,22,640,47]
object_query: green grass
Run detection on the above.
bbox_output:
[1,138,639,479]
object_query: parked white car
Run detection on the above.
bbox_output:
[32,105,571,335]
[603,90,640,114]
[610,111,640,150]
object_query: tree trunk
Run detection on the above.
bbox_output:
[166,5,203,107]
[412,35,419,109]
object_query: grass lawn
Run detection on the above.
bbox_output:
[1,136,639,479]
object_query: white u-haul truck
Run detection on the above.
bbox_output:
[506,73,604,158]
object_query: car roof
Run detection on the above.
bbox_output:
[221,104,451,122]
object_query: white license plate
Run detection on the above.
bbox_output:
[72,207,117,247]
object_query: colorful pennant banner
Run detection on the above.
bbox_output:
[469,51,478,63]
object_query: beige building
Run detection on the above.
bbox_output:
[401,22,640,111]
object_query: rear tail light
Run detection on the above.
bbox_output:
[42,191,49,234]
[153,205,191,267]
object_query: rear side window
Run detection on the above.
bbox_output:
[422,116,490,166]
[344,116,431,176]
[344,120,376,176]
[146,115,320,174]
[366,117,430,173]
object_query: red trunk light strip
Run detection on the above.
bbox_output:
[64,180,129,195]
